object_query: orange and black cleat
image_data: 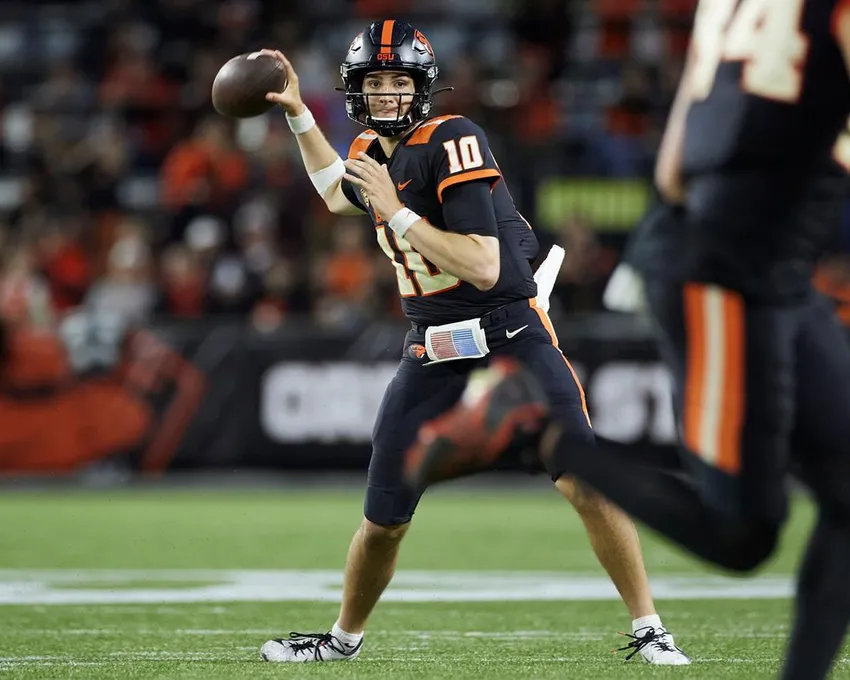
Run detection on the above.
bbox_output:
[404,358,550,490]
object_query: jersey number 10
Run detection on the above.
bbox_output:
[690,0,809,103]
[442,136,484,174]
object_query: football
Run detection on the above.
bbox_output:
[211,52,287,119]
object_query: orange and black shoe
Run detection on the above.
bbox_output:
[404,358,550,490]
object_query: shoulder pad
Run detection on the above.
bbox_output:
[347,130,379,159]
[404,115,470,146]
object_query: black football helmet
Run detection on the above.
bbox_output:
[340,20,439,138]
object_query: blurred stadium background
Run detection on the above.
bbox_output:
[1,0,849,677]
[0,0,713,478]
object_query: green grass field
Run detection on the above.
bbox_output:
[0,483,846,679]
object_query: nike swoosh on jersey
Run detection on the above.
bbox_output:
[505,325,529,339]
[397,179,413,191]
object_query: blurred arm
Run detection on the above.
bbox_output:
[655,47,697,205]
[834,2,850,77]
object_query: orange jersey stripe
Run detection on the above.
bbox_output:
[683,284,708,459]
[380,20,395,54]
[347,130,378,159]
[718,290,745,474]
[529,298,592,427]
[405,115,463,146]
[436,168,501,202]
[683,283,745,475]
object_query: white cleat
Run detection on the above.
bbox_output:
[617,626,691,665]
[260,631,363,663]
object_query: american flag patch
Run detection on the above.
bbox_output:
[427,328,480,360]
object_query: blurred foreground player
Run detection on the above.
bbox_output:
[258,20,689,665]
[405,2,850,678]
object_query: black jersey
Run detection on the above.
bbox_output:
[341,115,538,326]
[683,0,850,179]
[676,0,850,300]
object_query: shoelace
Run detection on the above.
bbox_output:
[614,626,678,661]
[287,632,352,660]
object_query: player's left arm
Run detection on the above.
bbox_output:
[405,181,500,290]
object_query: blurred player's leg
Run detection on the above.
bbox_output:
[780,297,850,680]
[781,516,850,680]
[407,280,792,572]
[544,280,793,570]
[406,355,778,570]
[539,424,782,570]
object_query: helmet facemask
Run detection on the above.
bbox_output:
[342,66,438,138]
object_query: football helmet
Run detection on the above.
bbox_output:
[340,20,439,138]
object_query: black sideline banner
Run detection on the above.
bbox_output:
[0,313,676,474]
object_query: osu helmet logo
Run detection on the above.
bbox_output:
[414,30,434,57]
[408,343,426,360]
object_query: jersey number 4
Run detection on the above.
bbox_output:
[691,0,808,103]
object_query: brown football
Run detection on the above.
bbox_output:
[212,52,287,118]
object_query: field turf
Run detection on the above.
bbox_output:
[0,483,847,679]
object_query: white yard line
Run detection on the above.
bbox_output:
[0,569,795,605]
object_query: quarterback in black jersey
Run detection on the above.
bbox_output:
[257,20,689,666]
[403,2,850,679]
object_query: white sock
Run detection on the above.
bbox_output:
[331,621,363,648]
[632,614,663,633]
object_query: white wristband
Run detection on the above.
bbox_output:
[388,208,421,237]
[309,157,346,196]
[286,107,316,135]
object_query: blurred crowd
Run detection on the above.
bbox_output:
[0,0,708,334]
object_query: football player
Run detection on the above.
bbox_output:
[258,21,689,666]
[404,3,850,678]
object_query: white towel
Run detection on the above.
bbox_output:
[532,245,565,313]
[602,262,647,313]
